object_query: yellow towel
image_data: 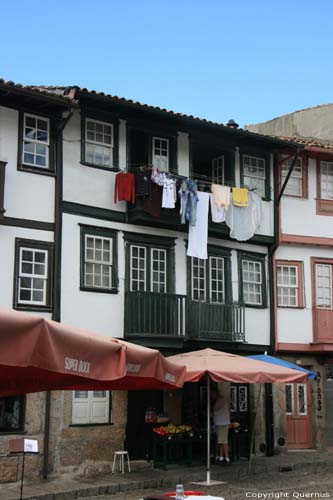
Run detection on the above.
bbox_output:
[211,184,231,208]
[233,187,248,207]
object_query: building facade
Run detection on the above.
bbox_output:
[0,79,301,481]
[247,112,333,452]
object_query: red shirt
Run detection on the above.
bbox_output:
[114,172,135,204]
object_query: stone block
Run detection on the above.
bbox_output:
[0,456,19,483]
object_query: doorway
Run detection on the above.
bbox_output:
[125,390,163,460]
[285,381,312,448]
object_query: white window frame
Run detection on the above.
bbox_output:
[280,156,303,197]
[212,156,225,184]
[22,113,50,169]
[285,384,294,415]
[151,248,167,293]
[191,257,206,302]
[315,263,333,309]
[242,155,266,197]
[297,383,307,416]
[277,265,299,307]
[18,247,48,305]
[84,234,113,289]
[320,161,333,200]
[209,256,225,304]
[85,118,113,167]
[72,390,110,425]
[242,259,263,306]
[130,245,147,292]
[152,136,169,170]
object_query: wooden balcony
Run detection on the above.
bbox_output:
[313,307,333,343]
[124,291,245,342]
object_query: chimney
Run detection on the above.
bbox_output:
[226,119,239,129]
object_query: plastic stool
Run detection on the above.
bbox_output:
[112,450,131,474]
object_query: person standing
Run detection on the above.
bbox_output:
[212,387,230,464]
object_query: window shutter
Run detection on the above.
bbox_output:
[72,391,90,424]
[90,392,110,424]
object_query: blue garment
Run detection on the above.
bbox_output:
[179,179,198,226]
[247,354,316,379]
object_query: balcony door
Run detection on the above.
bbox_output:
[285,382,312,448]
[312,259,333,342]
[124,234,178,336]
[187,247,239,340]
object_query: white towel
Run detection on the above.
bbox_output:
[210,193,226,223]
[187,191,210,260]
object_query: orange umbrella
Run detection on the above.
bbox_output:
[168,348,307,485]
[168,348,308,384]
[67,340,186,391]
[0,309,186,397]
[0,309,127,397]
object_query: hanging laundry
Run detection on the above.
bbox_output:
[211,184,230,209]
[232,187,249,207]
[179,179,198,226]
[210,193,226,223]
[225,191,263,241]
[187,191,210,260]
[114,171,135,204]
[151,168,166,187]
[135,169,152,197]
[162,177,177,209]
[143,183,163,217]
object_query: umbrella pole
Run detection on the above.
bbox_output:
[248,383,263,474]
[206,373,211,484]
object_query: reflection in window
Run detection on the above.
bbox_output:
[285,384,293,414]
[0,396,25,432]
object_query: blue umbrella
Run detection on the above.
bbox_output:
[247,354,316,379]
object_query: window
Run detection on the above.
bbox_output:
[238,252,267,307]
[280,156,306,197]
[14,239,53,311]
[212,156,225,184]
[189,247,231,303]
[124,233,175,293]
[0,396,25,433]
[80,226,118,293]
[320,161,333,200]
[285,384,294,415]
[84,118,114,168]
[315,263,332,309]
[276,261,304,308]
[242,155,266,198]
[317,160,333,215]
[152,137,169,170]
[20,113,51,171]
[326,367,333,381]
[72,390,110,425]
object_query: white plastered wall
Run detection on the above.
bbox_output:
[0,225,53,318]
[61,213,270,345]
[276,245,333,344]
[0,106,55,222]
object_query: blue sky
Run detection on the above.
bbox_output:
[1,0,333,126]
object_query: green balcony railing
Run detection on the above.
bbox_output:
[125,292,245,342]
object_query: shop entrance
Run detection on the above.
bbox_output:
[125,390,163,460]
[286,381,312,448]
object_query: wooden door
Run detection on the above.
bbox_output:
[285,382,312,448]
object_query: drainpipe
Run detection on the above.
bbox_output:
[265,147,303,457]
[42,108,74,479]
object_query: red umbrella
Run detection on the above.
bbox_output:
[168,348,308,384]
[168,348,307,485]
[63,340,186,391]
[0,309,127,397]
[0,309,186,396]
